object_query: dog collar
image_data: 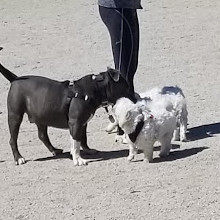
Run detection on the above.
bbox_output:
[92,74,112,108]
[67,81,90,102]
[101,101,109,107]
[128,120,144,143]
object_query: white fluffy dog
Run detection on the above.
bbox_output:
[107,86,188,142]
[140,86,188,141]
[113,98,177,162]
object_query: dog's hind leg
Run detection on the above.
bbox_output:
[8,113,25,165]
[80,124,98,155]
[36,124,63,156]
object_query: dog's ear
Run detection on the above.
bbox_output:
[107,67,120,82]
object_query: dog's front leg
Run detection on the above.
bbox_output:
[142,145,154,163]
[127,142,138,161]
[69,120,87,166]
[70,139,88,166]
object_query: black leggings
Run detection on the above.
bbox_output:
[99,6,140,94]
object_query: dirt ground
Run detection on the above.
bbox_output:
[0,0,220,219]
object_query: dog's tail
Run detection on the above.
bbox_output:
[0,48,18,83]
[0,63,18,83]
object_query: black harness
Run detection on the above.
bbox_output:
[66,74,109,108]
[67,89,89,102]
[128,120,145,143]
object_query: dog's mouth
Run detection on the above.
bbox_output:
[108,114,115,123]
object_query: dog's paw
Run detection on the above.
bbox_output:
[180,135,187,142]
[172,136,180,141]
[52,148,63,156]
[159,151,170,158]
[180,138,188,142]
[143,158,153,163]
[15,157,26,165]
[73,157,88,166]
[127,154,135,161]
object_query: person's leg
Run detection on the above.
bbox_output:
[118,9,140,94]
[99,6,140,94]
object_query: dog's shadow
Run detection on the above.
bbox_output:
[34,149,129,163]
[153,146,208,163]
[187,122,220,141]
[34,144,208,164]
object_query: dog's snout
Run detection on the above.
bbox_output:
[127,93,137,103]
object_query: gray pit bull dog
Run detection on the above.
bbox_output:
[0,62,136,166]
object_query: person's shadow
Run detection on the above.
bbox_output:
[187,122,220,141]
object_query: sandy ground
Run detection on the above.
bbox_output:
[0,0,220,219]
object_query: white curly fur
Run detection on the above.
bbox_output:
[106,86,188,142]
[113,97,177,162]
[140,86,188,141]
